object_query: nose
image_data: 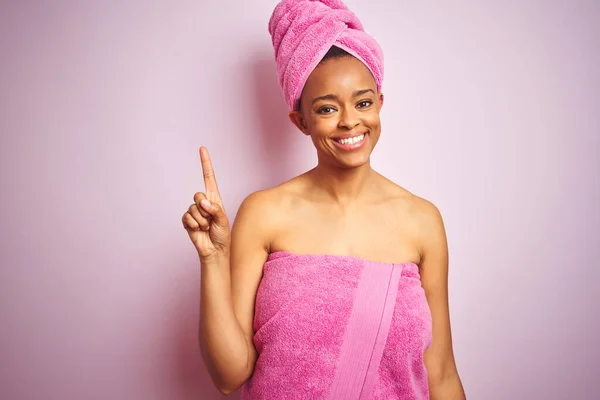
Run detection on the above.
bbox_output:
[338,107,360,130]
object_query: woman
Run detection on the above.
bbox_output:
[182,1,465,398]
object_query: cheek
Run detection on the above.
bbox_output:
[309,117,338,136]
[364,112,381,129]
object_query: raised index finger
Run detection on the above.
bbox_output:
[199,146,220,197]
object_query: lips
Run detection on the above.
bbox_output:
[332,133,367,145]
[331,132,369,151]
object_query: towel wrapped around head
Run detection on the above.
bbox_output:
[268,0,384,110]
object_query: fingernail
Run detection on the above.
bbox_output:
[201,199,211,208]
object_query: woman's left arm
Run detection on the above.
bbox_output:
[417,200,466,400]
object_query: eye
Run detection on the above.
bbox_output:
[317,106,337,114]
[357,100,373,109]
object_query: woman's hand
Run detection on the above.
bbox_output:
[182,147,231,260]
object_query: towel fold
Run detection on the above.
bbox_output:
[268,0,384,110]
[241,252,432,399]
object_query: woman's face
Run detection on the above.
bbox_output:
[291,56,384,169]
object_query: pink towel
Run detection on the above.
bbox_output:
[268,0,384,110]
[241,252,432,399]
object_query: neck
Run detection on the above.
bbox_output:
[308,160,375,204]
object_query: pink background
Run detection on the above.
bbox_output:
[1,1,598,399]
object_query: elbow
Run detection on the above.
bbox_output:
[216,378,247,396]
[212,368,252,396]
[200,347,252,395]
[199,340,256,395]
[216,386,237,396]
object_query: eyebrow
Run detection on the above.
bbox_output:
[311,89,375,104]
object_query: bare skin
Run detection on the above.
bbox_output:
[183,56,465,398]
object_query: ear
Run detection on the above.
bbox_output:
[288,110,310,136]
[378,92,384,109]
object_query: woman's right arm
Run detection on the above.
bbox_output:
[200,192,270,394]
[182,147,270,394]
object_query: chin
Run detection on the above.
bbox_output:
[335,152,372,169]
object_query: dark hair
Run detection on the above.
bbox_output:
[295,46,353,111]
[321,45,352,62]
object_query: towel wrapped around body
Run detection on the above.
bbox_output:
[241,251,433,399]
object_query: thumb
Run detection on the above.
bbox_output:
[199,199,227,225]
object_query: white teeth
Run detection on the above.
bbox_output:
[338,134,365,145]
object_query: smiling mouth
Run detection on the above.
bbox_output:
[333,133,366,145]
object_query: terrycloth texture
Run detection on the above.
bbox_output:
[241,251,433,399]
[268,0,384,110]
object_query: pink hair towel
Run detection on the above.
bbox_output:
[268,0,384,110]
[241,252,432,399]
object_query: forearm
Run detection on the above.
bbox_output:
[199,253,251,392]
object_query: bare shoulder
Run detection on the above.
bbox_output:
[408,193,444,229]
[236,176,303,219]
[378,174,443,223]
[398,192,446,263]
[235,187,279,217]
[377,175,446,257]
[233,175,306,248]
